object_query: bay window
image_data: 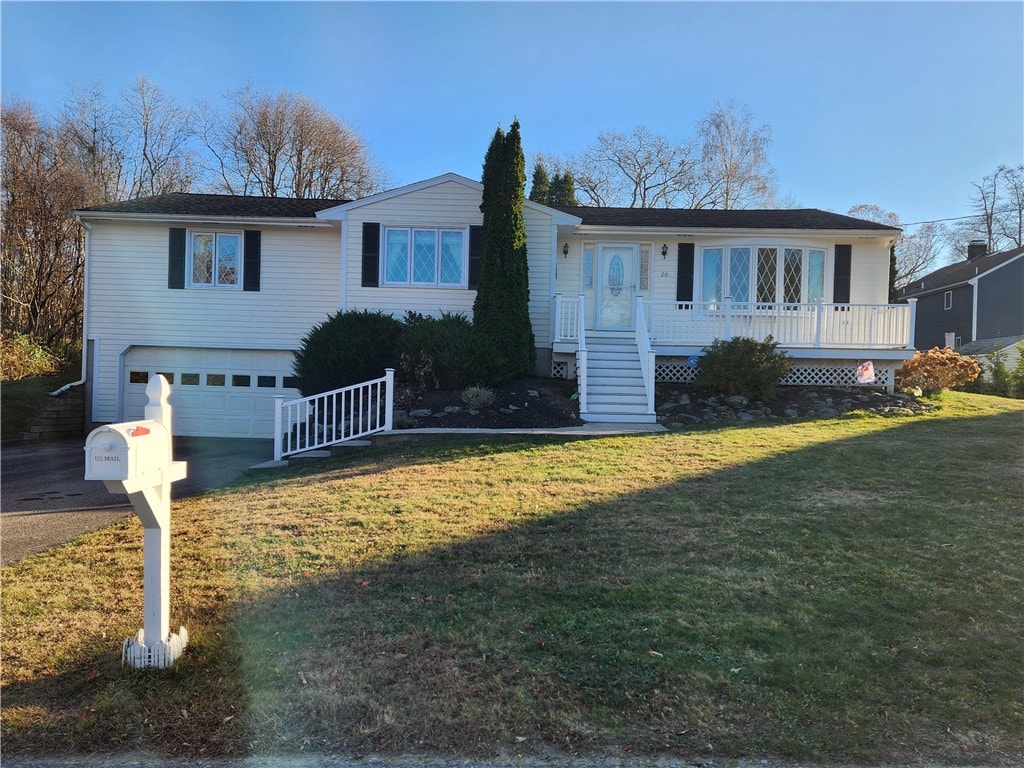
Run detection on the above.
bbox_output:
[701,245,828,304]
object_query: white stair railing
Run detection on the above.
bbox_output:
[576,293,588,416]
[634,296,656,416]
[274,369,394,461]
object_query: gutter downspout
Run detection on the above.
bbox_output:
[51,216,91,396]
[968,276,979,343]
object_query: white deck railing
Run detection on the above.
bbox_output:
[643,298,916,349]
[557,294,916,350]
[274,369,394,461]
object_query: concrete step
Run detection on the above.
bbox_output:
[581,411,658,424]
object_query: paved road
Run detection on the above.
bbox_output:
[1,436,274,565]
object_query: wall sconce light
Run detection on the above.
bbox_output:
[562,243,569,257]
[661,244,669,258]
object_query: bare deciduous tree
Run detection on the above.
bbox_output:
[696,101,776,209]
[555,102,776,209]
[568,126,699,208]
[199,85,383,199]
[1,101,86,344]
[119,76,197,197]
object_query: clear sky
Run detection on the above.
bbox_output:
[2,1,1022,227]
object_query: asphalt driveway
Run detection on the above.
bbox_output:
[1,436,274,565]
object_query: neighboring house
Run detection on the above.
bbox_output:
[75,173,912,437]
[898,243,1024,352]
[957,336,1024,381]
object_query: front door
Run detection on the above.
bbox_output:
[597,244,638,329]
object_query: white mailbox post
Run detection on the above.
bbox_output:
[84,374,189,669]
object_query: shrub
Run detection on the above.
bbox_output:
[1,335,60,381]
[461,385,495,410]
[292,310,402,396]
[897,347,981,396]
[400,312,514,389]
[1010,344,1024,398]
[694,336,791,400]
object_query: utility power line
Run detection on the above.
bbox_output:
[899,208,1019,227]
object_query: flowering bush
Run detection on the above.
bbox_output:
[896,347,980,395]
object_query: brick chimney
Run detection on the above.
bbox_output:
[967,240,988,261]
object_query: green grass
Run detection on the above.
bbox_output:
[1,374,77,441]
[2,391,1022,763]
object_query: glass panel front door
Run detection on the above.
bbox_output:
[597,244,638,328]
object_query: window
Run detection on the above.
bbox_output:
[583,246,594,289]
[639,247,650,291]
[257,375,276,388]
[382,227,466,286]
[232,374,251,387]
[944,290,953,310]
[701,245,830,305]
[181,373,200,385]
[189,232,241,288]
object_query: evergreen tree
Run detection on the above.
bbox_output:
[888,244,898,302]
[473,120,535,378]
[529,160,550,203]
[548,169,579,205]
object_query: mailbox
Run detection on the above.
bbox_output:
[85,420,171,482]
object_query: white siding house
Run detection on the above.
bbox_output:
[76,173,911,436]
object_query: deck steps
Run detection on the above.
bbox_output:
[581,331,656,424]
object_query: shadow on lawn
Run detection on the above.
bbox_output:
[4,408,1022,762]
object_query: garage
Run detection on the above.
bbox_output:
[122,347,300,438]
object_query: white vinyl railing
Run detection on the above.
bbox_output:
[554,293,582,342]
[634,296,656,414]
[576,293,588,416]
[643,298,916,349]
[274,369,394,461]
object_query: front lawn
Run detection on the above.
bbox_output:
[2,391,1022,763]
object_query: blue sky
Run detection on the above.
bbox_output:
[2,1,1022,227]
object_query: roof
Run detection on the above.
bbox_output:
[958,335,1024,356]
[76,192,349,218]
[899,245,1024,298]
[549,206,901,232]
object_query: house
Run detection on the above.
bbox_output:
[898,243,1024,353]
[74,173,912,438]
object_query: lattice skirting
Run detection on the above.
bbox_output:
[554,354,895,391]
[655,356,896,390]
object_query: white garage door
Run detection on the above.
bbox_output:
[123,347,300,438]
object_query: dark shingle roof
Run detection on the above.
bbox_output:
[899,245,1024,298]
[76,192,348,218]
[550,206,901,232]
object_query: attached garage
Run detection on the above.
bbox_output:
[122,347,300,438]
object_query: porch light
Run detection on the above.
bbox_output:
[661,244,668,257]
[562,243,569,257]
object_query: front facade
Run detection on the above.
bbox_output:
[76,174,911,436]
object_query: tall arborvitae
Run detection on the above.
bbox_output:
[888,244,898,302]
[529,160,551,203]
[473,120,535,377]
[548,169,579,206]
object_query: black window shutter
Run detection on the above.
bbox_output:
[468,225,483,289]
[676,243,694,302]
[243,230,261,291]
[361,222,380,287]
[168,228,186,289]
[833,244,852,303]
